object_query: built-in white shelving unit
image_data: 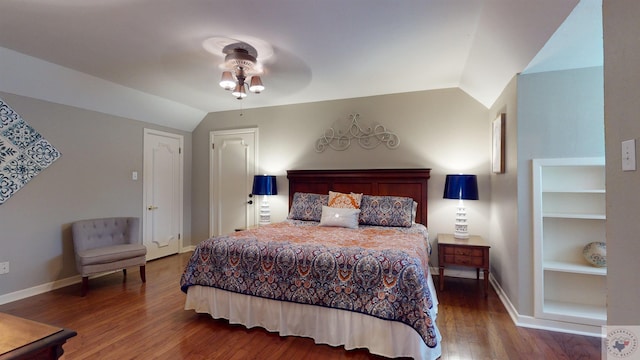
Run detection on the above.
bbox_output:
[532,157,606,329]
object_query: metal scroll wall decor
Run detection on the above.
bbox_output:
[0,97,61,205]
[315,113,400,152]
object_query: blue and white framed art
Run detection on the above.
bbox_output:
[0,97,61,204]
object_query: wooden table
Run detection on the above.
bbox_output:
[0,313,76,360]
[438,233,491,296]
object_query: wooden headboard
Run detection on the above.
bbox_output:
[287,168,431,226]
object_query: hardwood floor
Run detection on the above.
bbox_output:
[0,252,601,359]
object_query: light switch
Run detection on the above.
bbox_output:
[622,139,636,171]
[132,171,138,180]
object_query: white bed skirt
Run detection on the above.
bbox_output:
[184,276,441,360]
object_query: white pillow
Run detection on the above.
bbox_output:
[319,206,361,229]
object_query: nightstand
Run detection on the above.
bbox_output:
[437,233,490,296]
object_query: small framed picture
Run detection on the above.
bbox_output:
[492,113,506,174]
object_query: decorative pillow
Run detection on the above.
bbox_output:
[328,191,363,209]
[319,206,361,229]
[359,195,415,227]
[412,201,418,224]
[288,192,329,221]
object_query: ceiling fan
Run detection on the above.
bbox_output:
[218,42,264,99]
[202,37,272,100]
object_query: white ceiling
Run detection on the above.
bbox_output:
[0,0,601,131]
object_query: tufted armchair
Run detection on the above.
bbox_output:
[71,217,147,296]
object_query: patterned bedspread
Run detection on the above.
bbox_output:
[180,220,438,348]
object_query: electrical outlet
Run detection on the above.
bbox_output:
[622,139,636,171]
[0,262,9,274]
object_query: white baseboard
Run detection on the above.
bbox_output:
[180,245,196,253]
[0,274,82,305]
[0,249,195,306]
[430,266,603,338]
[488,274,603,337]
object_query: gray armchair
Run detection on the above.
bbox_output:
[71,217,147,296]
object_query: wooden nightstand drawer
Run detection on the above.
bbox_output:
[443,247,483,257]
[448,254,484,266]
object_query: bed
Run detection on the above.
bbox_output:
[180,168,441,360]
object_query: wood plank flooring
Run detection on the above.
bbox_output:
[0,252,601,359]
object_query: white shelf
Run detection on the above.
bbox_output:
[543,260,606,276]
[533,157,607,328]
[542,189,605,194]
[543,300,607,324]
[543,213,605,220]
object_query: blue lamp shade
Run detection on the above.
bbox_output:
[252,175,278,196]
[443,174,479,200]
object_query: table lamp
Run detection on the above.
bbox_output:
[443,174,479,239]
[252,175,277,225]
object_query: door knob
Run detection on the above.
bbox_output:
[247,200,253,205]
[147,205,158,210]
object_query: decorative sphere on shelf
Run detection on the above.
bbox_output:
[583,241,606,267]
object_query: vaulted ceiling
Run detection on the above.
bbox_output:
[0,0,601,131]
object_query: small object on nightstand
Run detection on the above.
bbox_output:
[438,233,490,297]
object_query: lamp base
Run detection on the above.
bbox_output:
[453,202,469,239]
[454,227,469,239]
[259,196,271,225]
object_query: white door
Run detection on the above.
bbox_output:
[143,129,183,260]
[210,128,258,236]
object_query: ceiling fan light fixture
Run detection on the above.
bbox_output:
[219,71,235,90]
[217,42,266,100]
[232,83,247,99]
[249,76,264,93]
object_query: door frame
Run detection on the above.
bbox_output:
[209,127,259,237]
[143,128,184,254]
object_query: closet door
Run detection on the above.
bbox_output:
[143,129,183,260]
[210,128,258,236]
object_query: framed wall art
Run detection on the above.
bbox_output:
[0,97,61,204]
[492,113,506,174]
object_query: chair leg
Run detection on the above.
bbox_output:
[81,276,89,297]
[140,265,146,283]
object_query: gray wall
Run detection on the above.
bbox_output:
[488,74,520,314]
[515,66,605,316]
[603,0,640,325]
[191,88,492,255]
[0,92,192,297]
